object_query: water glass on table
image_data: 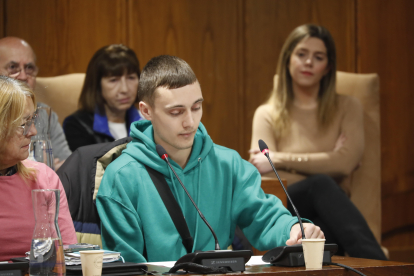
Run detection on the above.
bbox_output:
[29,138,55,170]
[29,106,55,170]
[29,189,65,275]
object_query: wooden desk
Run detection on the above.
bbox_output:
[145,256,414,275]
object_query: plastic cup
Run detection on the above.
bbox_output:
[302,239,325,270]
[80,250,104,276]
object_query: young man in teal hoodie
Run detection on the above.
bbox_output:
[96,55,324,263]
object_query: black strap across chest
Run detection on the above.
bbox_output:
[145,165,194,254]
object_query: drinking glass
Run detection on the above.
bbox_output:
[29,138,55,170]
[29,106,55,170]
[29,189,65,276]
[33,105,52,136]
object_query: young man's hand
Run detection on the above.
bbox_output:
[286,223,324,245]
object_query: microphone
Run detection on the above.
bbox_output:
[258,140,305,239]
[258,139,338,267]
[155,144,252,273]
[156,144,220,250]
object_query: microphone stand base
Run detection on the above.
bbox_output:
[170,250,252,273]
[262,243,338,267]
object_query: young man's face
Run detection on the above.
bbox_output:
[140,81,203,154]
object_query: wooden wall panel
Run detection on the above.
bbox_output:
[243,0,356,159]
[2,0,414,260]
[3,0,245,153]
[5,0,129,76]
[0,0,4,38]
[127,0,244,153]
[357,0,414,256]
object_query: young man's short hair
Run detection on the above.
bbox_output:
[138,55,197,106]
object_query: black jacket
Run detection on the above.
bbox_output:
[56,137,132,246]
[63,110,115,152]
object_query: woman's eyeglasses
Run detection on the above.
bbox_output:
[18,111,38,135]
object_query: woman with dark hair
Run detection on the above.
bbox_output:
[249,24,386,259]
[0,76,77,261]
[63,44,142,151]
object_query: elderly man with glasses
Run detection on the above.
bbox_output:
[0,37,71,169]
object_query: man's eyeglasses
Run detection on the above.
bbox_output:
[17,111,38,135]
[6,62,39,78]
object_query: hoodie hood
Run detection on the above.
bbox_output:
[123,120,213,176]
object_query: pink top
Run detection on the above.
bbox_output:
[0,160,77,261]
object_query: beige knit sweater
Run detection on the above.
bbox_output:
[250,94,364,194]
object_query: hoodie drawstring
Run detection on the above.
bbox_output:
[166,166,185,208]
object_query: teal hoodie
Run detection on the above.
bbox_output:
[96,120,300,262]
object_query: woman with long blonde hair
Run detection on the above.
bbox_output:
[249,24,386,259]
[0,76,77,261]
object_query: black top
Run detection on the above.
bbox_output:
[63,110,115,152]
[56,137,132,233]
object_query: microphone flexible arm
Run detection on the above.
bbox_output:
[259,140,306,240]
[163,155,221,250]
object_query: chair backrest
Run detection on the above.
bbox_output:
[336,71,381,243]
[34,73,86,125]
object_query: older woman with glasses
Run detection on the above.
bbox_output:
[0,76,77,261]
